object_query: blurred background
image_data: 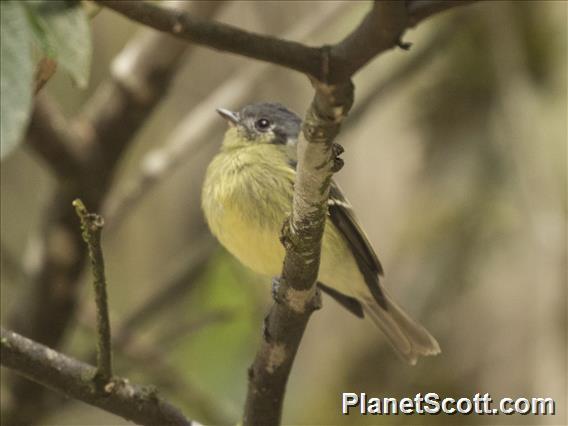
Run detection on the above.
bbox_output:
[1,1,566,425]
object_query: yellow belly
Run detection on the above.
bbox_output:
[213,202,362,297]
[201,144,364,297]
[216,204,286,277]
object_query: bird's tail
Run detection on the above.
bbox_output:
[362,288,441,365]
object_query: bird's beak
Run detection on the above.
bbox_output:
[216,108,239,126]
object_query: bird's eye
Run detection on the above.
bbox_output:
[254,118,271,132]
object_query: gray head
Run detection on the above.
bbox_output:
[217,102,301,145]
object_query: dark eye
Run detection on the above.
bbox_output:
[254,118,271,132]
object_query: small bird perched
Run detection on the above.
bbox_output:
[202,102,440,364]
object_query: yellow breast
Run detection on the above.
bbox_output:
[202,143,295,276]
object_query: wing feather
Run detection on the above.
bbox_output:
[286,160,386,309]
[328,180,387,309]
[328,181,383,275]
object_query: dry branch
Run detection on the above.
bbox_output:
[243,81,354,426]
[96,0,477,83]
[0,327,195,426]
[42,235,220,422]
[96,0,322,78]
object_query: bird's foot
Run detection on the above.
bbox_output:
[279,218,292,249]
[331,143,344,172]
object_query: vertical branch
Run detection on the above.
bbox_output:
[243,81,354,426]
[73,199,112,384]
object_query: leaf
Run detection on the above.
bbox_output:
[26,0,91,88]
[0,2,34,159]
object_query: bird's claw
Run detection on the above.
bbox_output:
[332,143,344,172]
[279,218,292,249]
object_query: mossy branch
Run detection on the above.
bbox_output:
[73,199,112,385]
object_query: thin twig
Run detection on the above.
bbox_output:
[0,327,195,426]
[43,235,220,422]
[72,199,112,384]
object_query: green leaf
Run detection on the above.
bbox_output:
[1,2,34,159]
[26,1,91,88]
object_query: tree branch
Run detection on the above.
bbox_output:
[330,1,408,81]
[95,0,322,79]
[406,0,477,27]
[73,199,112,384]
[243,81,353,426]
[0,327,196,426]
[96,0,478,83]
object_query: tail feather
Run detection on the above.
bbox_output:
[362,288,441,365]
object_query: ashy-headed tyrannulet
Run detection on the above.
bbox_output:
[202,102,440,364]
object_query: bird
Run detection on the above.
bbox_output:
[201,102,440,364]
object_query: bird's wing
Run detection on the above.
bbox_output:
[286,159,386,308]
[328,180,383,275]
[328,180,387,309]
